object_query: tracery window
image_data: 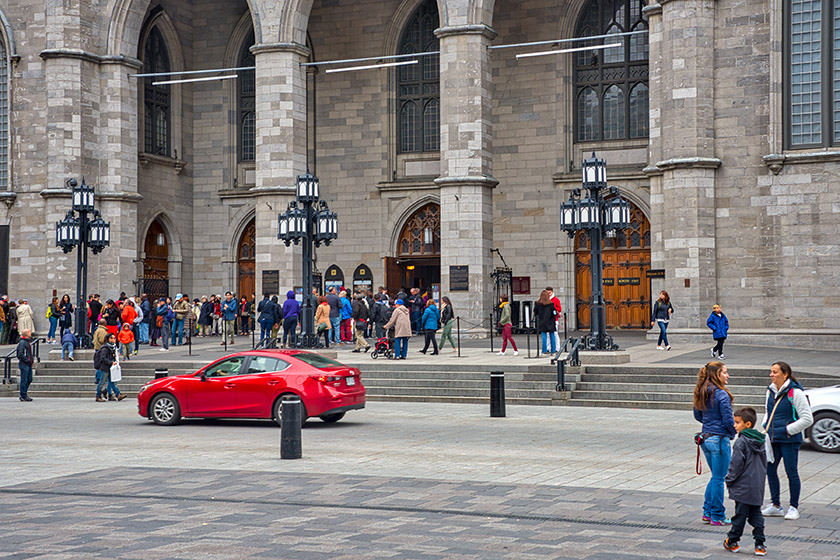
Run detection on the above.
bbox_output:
[0,36,9,189]
[574,0,649,142]
[785,0,840,147]
[238,31,256,162]
[397,0,440,153]
[143,27,171,156]
[398,203,441,256]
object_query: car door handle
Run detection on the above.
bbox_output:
[267,380,280,386]
[224,383,236,389]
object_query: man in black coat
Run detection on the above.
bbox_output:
[256,294,276,343]
[16,329,34,401]
[351,294,370,352]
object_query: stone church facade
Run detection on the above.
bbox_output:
[0,0,836,346]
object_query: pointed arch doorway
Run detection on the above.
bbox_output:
[237,218,256,299]
[385,203,441,296]
[575,203,651,329]
[142,219,169,300]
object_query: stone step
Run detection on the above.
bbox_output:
[22,391,139,399]
[359,371,562,382]
[578,373,838,387]
[364,386,554,398]
[566,399,695,410]
[573,381,777,394]
[570,389,767,405]
[366,395,555,406]
[362,378,557,390]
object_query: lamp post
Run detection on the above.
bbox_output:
[278,169,338,348]
[55,178,111,347]
[559,153,630,351]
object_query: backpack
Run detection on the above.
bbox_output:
[133,303,143,323]
[46,306,52,319]
[165,305,175,322]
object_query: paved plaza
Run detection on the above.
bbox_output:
[1,397,839,559]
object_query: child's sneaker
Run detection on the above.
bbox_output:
[723,538,740,553]
[701,515,711,524]
[710,518,731,526]
[754,544,766,556]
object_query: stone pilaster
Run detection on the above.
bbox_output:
[435,25,497,332]
[646,0,719,325]
[250,43,310,296]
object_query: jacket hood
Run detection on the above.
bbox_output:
[287,290,296,299]
[740,431,766,454]
[740,428,765,443]
[395,306,410,316]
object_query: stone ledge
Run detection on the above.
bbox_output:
[139,152,186,174]
[434,175,499,188]
[578,350,631,365]
[763,151,840,175]
[435,24,497,40]
[377,179,438,191]
[646,328,840,351]
[654,157,722,171]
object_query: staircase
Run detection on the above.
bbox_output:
[566,366,839,411]
[360,361,575,406]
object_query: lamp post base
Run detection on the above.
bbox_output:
[580,332,619,351]
[293,333,324,349]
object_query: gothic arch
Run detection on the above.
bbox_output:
[139,209,182,262]
[224,12,257,184]
[386,194,441,256]
[278,0,314,44]
[225,205,257,265]
[0,9,14,193]
[137,9,185,158]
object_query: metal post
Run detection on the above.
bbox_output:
[74,209,87,345]
[224,319,227,352]
[589,219,606,350]
[489,313,494,353]
[563,312,568,342]
[526,326,531,358]
[188,330,192,356]
[299,200,317,348]
[556,359,566,391]
[456,317,461,358]
[280,396,302,459]
[490,371,506,417]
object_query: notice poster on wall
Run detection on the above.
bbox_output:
[262,270,279,296]
[450,266,469,291]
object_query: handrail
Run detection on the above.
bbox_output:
[2,338,43,385]
[253,336,278,350]
[551,336,581,392]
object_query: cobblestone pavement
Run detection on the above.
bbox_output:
[2,399,839,558]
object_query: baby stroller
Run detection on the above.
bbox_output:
[370,336,393,359]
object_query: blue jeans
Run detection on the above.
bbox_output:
[541,332,557,354]
[18,363,32,398]
[394,336,408,358]
[138,322,149,344]
[61,342,74,359]
[96,369,109,397]
[283,316,298,346]
[48,316,58,339]
[657,320,669,346]
[259,319,273,342]
[171,318,184,345]
[701,435,732,521]
[767,442,801,508]
[410,311,421,333]
[330,317,340,343]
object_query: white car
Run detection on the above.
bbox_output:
[804,385,840,453]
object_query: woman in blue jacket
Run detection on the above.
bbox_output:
[693,361,736,525]
[706,304,729,359]
[418,299,439,355]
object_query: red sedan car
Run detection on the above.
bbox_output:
[137,350,365,426]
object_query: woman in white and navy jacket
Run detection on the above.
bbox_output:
[760,361,813,521]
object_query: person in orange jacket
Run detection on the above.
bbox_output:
[117,323,135,360]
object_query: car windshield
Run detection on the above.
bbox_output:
[293,353,347,369]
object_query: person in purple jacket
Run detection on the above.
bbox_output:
[281,290,300,348]
[693,361,736,526]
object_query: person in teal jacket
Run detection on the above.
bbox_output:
[419,299,439,355]
[707,304,729,359]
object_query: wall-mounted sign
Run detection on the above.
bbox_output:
[602,278,614,286]
[450,265,469,291]
[353,263,373,294]
[325,264,344,293]
[618,277,641,286]
[512,276,531,295]
[647,269,665,279]
[262,269,279,296]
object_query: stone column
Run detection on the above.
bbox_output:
[250,43,310,297]
[646,0,720,326]
[435,25,498,334]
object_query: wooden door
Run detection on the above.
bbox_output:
[384,256,401,298]
[237,220,256,298]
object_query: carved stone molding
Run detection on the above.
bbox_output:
[763,151,840,175]
[138,152,186,174]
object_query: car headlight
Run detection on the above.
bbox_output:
[139,383,151,394]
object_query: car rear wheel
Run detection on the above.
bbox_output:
[809,412,840,453]
[273,394,307,428]
[319,412,346,423]
[150,393,181,426]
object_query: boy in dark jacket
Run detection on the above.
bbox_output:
[707,304,729,360]
[724,407,767,556]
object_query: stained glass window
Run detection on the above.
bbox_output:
[144,27,171,156]
[398,0,440,153]
[239,31,256,162]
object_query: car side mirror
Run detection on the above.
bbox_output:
[200,372,207,382]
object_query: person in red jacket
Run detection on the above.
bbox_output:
[117,323,135,360]
[548,287,563,347]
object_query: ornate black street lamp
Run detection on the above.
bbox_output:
[278,170,338,348]
[560,153,630,351]
[55,178,111,346]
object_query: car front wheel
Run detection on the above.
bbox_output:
[809,412,840,453]
[150,393,181,426]
[273,394,307,428]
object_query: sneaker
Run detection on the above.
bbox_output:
[117,394,126,401]
[710,518,731,526]
[497,351,505,356]
[719,354,725,360]
[68,356,74,361]
[701,515,711,524]
[134,349,138,355]
[96,397,105,402]
[159,348,169,352]
[513,351,519,356]
[784,506,800,520]
[656,345,663,350]
[762,504,784,517]
[665,345,672,350]
[755,544,766,556]
[711,348,717,358]
[723,538,740,553]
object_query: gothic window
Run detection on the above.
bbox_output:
[0,37,8,190]
[398,203,441,256]
[238,31,256,162]
[785,0,840,147]
[144,27,171,156]
[397,0,440,153]
[574,0,649,142]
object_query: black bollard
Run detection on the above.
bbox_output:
[154,368,168,379]
[489,313,494,353]
[457,317,461,358]
[490,371,506,417]
[280,396,302,459]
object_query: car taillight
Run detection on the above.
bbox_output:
[314,375,343,383]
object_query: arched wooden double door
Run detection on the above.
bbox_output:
[385,203,441,295]
[142,219,169,300]
[237,219,255,298]
[576,205,651,329]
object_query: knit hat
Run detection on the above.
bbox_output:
[395,299,404,306]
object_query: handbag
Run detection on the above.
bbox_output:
[110,354,122,383]
[694,432,711,475]
[156,315,164,328]
[761,390,786,463]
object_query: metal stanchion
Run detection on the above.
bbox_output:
[490,371,506,417]
[526,327,531,358]
[224,320,228,352]
[489,313,494,353]
[457,317,461,358]
[280,396,302,459]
